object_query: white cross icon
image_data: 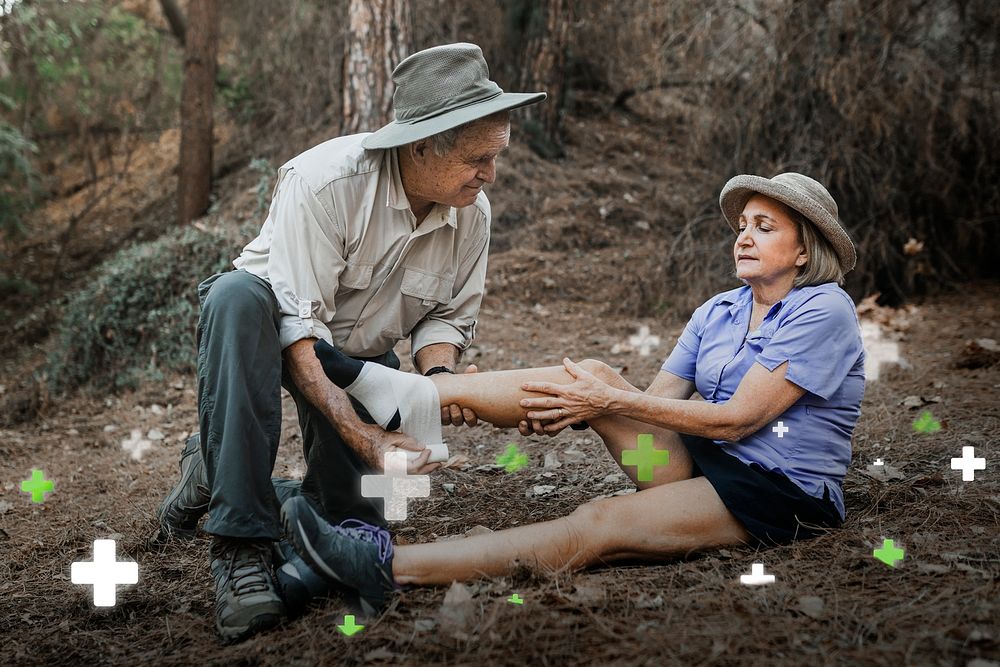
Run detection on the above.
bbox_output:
[361,451,430,521]
[121,428,153,462]
[772,422,789,438]
[71,539,139,607]
[873,458,885,466]
[861,321,902,383]
[740,563,775,586]
[950,446,986,481]
[628,326,660,357]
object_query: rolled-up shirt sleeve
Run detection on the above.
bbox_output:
[755,292,864,400]
[410,226,489,358]
[266,169,347,349]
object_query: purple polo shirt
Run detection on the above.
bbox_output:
[662,282,865,518]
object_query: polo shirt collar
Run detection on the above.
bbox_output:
[726,285,798,321]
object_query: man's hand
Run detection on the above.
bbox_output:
[354,422,442,475]
[440,364,480,427]
[517,416,565,438]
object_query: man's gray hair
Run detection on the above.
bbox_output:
[426,110,510,156]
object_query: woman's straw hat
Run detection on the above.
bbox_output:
[719,172,857,274]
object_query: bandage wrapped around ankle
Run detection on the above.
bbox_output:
[345,364,449,463]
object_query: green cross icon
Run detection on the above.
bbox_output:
[496,443,529,473]
[21,469,54,503]
[508,593,524,605]
[912,410,941,434]
[873,539,905,567]
[621,434,669,482]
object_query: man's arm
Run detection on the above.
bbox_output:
[284,339,439,473]
[414,342,480,427]
[414,342,461,373]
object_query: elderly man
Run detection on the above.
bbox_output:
[155,43,545,642]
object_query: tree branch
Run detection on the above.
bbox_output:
[158,0,186,46]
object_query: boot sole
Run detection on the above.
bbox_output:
[216,612,283,644]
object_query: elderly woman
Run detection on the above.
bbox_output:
[278,173,865,616]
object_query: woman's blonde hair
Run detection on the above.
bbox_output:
[788,206,845,287]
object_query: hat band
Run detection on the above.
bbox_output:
[395,89,505,125]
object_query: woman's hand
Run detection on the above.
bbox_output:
[519,358,621,433]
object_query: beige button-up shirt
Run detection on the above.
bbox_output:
[233,133,490,360]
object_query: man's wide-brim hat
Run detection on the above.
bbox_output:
[719,172,857,274]
[361,42,546,150]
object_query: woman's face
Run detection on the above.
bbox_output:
[733,194,807,287]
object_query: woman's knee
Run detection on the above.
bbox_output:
[565,498,633,558]
[578,358,622,385]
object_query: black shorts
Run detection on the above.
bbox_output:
[680,433,843,546]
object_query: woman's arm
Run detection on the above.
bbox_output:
[644,370,697,401]
[522,358,805,442]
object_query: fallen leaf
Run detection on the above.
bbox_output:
[567,583,605,606]
[439,582,477,633]
[797,596,825,619]
[463,525,493,538]
[414,618,436,632]
[917,563,950,574]
[634,593,663,609]
[861,462,905,481]
[902,237,924,256]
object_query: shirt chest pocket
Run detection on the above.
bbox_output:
[384,268,455,337]
[339,261,374,291]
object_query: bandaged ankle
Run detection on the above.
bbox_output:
[345,363,443,445]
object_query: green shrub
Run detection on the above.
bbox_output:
[1,0,181,135]
[44,224,242,394]
[0,114,39,239]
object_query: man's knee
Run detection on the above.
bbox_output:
[202,272,273,322]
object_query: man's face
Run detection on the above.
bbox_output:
[421,120,510,208]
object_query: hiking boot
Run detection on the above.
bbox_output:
[210,537,286,643]
[280,495,396,616]
[156,433,210,539]
[274,538,337,617]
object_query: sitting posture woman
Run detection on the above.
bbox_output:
[280,172,866,614]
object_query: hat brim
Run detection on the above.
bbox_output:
[719,175,857,274]
[361,91,546,149]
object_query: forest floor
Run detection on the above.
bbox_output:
[1,280,998,666]
[1,90,998,666]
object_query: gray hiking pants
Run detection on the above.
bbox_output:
[196,269,395,540]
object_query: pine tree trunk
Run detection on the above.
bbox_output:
[178,0,219,225]
[342,0,412,135]
[518,0,570,157]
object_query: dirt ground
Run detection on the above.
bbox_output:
[1,274,998,666]
[1,84,998,666]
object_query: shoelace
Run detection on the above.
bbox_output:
[223,542,272,595]
[334,519,394,564]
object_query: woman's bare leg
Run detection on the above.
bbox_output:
[392,477,749,585]
[433,359,694,488]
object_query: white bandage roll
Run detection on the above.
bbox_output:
[404,443,449,463]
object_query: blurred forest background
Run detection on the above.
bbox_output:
[0,0,997,414]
